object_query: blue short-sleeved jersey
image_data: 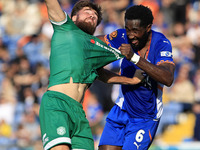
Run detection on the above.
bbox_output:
[105,29,174,119]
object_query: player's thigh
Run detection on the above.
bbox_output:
[70,102,94,150]
[50,145,70,150]
[123,119,159,150]
[71,127,94,150]
[99,105,129,147]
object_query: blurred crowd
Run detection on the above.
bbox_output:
[0,0,200,150]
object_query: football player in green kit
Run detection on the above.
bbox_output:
[39,0,144,150]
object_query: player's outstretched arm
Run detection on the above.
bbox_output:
[96,35,106,43]
[97,68,144,85]
[44,0,65,22]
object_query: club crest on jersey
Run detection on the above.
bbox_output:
[109,30,118,40]
[57,126,66,135]
[160,51,172,57]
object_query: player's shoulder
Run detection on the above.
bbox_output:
[108,28,126,37]
[152,30,171,45]
[107,28,127,43]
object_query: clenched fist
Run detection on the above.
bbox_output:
[119,44,134,60]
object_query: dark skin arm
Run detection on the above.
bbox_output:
[97,68,144,85]
[119,44,175,87]
[136,58,175,87]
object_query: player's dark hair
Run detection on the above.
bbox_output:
[71,0,102,26]
[125,5,154,27]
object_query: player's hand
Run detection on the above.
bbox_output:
[132,70,144,84]
[131,69,145,84]
[119,44,134,60]
[134,69,145,81]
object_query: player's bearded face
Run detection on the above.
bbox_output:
[129,30,149,50]
[76,17,96,35]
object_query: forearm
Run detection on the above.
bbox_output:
[134,57,175,86]
[106,76,141,85]
[118,44,175,86]
[45,0,65,22]
[98,68,141,85]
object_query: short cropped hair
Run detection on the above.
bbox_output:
[125,5,154,27]
[71,0,102,26]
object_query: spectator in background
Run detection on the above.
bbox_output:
[13,56,37,103]
[168,63,195,111]
[21,34,49,68]
[186,22,200,68]
[157,63,195,135]
[15,109,41,149]
[172,0,191,25]
[98,0,130,32]
[60,0,73,15]
[194,69,200,101]
[159,0,175,31]
[0,43,10,86]
[83,90,104,137]
[192,102,200,141]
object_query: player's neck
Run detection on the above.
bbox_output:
[138,32,152,58]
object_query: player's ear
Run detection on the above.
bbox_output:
[146,24,152,32]
[72,15,77,22]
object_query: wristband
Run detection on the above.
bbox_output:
[130,54,140,64]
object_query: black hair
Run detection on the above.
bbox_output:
[71,0,102,26]
[125,5,154,27]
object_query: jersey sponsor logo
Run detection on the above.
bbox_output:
[109,30,118,40]
[160,51,172,57]
[95,41,121,59]
[57,126,66,135]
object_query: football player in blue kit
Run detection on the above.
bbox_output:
[97,5,175,150]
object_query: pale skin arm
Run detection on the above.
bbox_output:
[44,0,65,22]
[96,35,106,43]
[120,44,175,87]
[97,68,144,85]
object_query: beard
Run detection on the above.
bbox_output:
[75,20,96,35]
[129,31,150,51]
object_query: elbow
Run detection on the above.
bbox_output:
[165,81,173,87]
[164,76,174,87]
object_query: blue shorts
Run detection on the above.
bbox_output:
[99,105,159,150]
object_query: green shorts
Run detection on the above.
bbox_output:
[39,90,94,150]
